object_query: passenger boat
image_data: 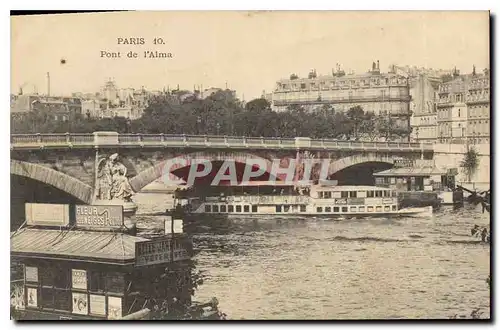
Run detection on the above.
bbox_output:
[181,183,433,221]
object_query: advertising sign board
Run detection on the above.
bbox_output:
[74,205,123,229]
[25,203,70,227]
[135,237,190,267]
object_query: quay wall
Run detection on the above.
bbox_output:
[432,143,490,190]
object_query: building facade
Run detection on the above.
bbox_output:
[409,74,441,142]
[93,80,151,119]
[11,94,82,121]
[466,70,490,144]
[270,61,411,131]
[436,68,490,144]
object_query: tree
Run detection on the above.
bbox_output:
[346,106,365,139]
[376,116,399,141]
[460,146,480,182]
[359,112,377,141]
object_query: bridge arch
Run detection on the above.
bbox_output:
[11,159,93,204]
[129,151,276,192]
[328,154,395,177]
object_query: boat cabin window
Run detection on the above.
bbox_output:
[375,191,383,197]
[319,191,333,198]
[325,207,331,212]
[317,207,322,212]
[333,207,339,212]
[300,205,306,212]
[392,205,397,211]
[89,271,124,294]
[252,205,258,212]
[220,205,227,212]
[384,206,391,212]
[341,191,348,198]
[349,191,357,198]
[383,191,390,197]
[368,206,374,212]
[228,205,234,212]
[376,206,382,212]
[350,206,356,212]
[39,266,72,311]
[342,207,348,212]
[105,272,125,294]
[359,206,365,212]
[367,191,374,198]
[205,205,211,212]
[236,205,242,212]
[89,270,105,292]
[244,205,250,213]
[276,205,282,212]
[213,205,219,213]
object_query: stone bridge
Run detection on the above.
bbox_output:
[10,132,434,204]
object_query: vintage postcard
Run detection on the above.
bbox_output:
[10,11,490,320]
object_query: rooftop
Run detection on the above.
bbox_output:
[313,185,392,191]
[11,228,149,265]
[373,166,447,177]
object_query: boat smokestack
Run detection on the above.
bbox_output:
[46,72,50,96]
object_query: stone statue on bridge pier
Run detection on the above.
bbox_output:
[95,153,134,202]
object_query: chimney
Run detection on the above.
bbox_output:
[377,60,380,70]
[46,72,50,96]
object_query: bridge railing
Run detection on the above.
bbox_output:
[11,133,434,152]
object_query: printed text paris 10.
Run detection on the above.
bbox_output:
[100,37,173,59]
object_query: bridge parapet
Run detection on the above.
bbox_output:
[11,132,433,153]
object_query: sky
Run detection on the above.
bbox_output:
[11,11,490,100]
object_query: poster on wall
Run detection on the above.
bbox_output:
[11,284,25,310]
[72,269,87,290]
[89,294,106,316]
[25,266,38,282]
[107,296,122,320]
[27,288,37,308]
[72,292,88,315]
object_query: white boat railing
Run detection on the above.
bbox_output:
[204,195,310,204]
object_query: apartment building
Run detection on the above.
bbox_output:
[270,61,411,132]
[436,67,490,144]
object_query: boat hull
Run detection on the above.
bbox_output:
[184,207,432,222]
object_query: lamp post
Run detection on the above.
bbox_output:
[196,116,202,135]
[216,122,221,136]
[126,117,132,133]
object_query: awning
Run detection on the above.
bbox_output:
[11,228,149,265]
[373,166,447,177]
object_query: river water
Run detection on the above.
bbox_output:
[134,192,490,320]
